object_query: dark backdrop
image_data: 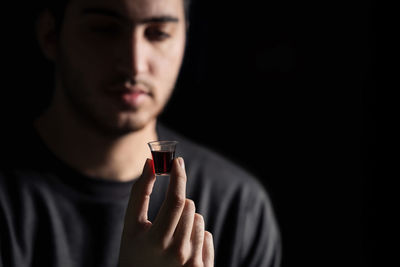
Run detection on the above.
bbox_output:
[162,1,374,266]
[1,1,374,266]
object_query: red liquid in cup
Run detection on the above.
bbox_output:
[151,151,175,175]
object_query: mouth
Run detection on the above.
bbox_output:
[109,84,152,109]
[122,82,152,95]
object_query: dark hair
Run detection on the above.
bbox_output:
[42,0,191,33]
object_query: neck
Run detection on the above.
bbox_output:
[34,104,157,182]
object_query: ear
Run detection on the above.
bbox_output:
[36,9,58,61]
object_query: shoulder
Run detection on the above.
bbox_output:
[0,121,54,200]
[157,123,270,204]
[0,121,39,168]
[157,125,282,265]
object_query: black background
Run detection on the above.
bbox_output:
[2,1,374,266]
[164,1,374,266]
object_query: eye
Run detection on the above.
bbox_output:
[145,25,171,41]
[87,20,129,38]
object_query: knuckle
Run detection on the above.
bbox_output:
[176,171,187,183]
[168,242,190,265]
[186,258,203,267]
[171,193,186,209]
[174,246,190,264]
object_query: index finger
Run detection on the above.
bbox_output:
[124,158,156,234]
[151,157,187,244]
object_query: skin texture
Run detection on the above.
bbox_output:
[34,0,187,180]
[120,158,214,266]
[35,0,214,266]
[44,0,187,135]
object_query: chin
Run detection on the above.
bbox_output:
[98,112,155,137]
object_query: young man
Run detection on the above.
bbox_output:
[0,0,281,266]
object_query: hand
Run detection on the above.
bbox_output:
[119,157,214,267]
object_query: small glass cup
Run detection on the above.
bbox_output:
[148,141,178,176]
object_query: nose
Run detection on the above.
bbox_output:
[127,30,150,77]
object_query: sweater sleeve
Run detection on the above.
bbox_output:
[239,182,282,267]
[0,242,3,267]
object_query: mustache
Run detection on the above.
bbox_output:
[109,75,155,92]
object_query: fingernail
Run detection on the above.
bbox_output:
[148,158,155,175]
[178,157,185,169]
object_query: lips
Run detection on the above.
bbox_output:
[109,84,151,109]
[122,90,147,103]
[123,83,151,94]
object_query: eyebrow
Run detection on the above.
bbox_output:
[81,7,179,24]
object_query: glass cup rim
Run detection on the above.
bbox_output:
[148,140,178,146]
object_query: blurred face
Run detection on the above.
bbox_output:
[53,0,186,135]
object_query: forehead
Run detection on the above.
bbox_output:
[67,0,185,20]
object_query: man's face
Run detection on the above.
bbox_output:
[53,0,186,135]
